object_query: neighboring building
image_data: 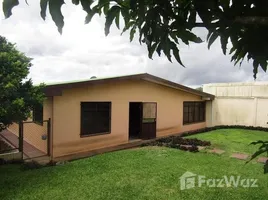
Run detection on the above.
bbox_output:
[8,73,214,160]
[203,82,268,128]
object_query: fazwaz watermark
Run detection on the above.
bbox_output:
[179,171,258,190]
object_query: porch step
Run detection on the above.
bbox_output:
[24,156,51,165]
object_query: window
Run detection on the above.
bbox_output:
[183,102,205,124]
[81,102,111,136]
[33,105,43,124]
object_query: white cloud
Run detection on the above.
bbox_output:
[0,0,267,85]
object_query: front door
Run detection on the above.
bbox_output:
[140,102,157,139]
[129,102,143,139]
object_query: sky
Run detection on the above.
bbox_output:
[0,0,267,87]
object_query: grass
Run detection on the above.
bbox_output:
[186,129,268,156]
[0,129,268,200]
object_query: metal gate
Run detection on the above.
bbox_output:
[19,118,51,159]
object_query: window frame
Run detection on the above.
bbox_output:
[80,102,112,137]
[183,101,206,125]
[33,105,43,125]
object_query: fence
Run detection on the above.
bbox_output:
[1,119,51,160]
[21,119,51,159]
[0,126,21,161]
[0,132,19,154]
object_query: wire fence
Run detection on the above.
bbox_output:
[0,125,20,154]
[0,119,51,160]
[22,120,50,159]
[0,134,18,154]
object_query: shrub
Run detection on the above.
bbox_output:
[142,135,210,152]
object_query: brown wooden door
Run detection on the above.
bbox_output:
[140,102,157,140]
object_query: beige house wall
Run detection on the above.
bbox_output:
[8,97,53,153]
[203,82,268,127]
[52,79,209,158]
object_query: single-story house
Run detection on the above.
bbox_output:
[8,73,215,160]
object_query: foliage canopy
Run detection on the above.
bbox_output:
[3,0,268,78]
[0,36,44,131]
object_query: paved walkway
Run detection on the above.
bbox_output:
[208,148,225,154]
[205,148,268,163]
[0,129,46,159]
[257,157,268,163]
[230,153,249,160]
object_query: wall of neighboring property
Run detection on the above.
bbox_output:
[8,97,53,153]
[203,82,268,127]
[52,79,210,158]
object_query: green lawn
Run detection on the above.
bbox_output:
[187,129,268,155]
[1,129,268,200]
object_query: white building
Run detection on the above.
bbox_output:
[203,82,268,128]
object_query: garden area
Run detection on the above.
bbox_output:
[1,129,268,200]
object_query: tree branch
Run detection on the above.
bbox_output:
[234,16,268,26]
[194,17,268,28]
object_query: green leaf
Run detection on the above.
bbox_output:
[99,0,109,15]
[130,0,137,11]
[208,31,219,49]
[156,43,162,56]
[40,0,49,20]
[115,10,120,29]
[72,0,80,5]
[260,60,267,72]
[177,30,202,45]
[220,35,228,55]
[192,36,203,43]
[171,43,185,67]
[259,142,268,150]
[80,0,93,13]
[130,26,136,41]
[2,0,19,18]
[264,161,268,174]
[250,140,266,145]
[206,30,213,41]
[188,10,196,27]
[170,32,179,44]
[85,10,96,24]
[121,20,136,35]
[103,3,109,15]
[163,40,172,62]
[49,0,65,34]
[229,46,236,55]
[121,8,130,26]
[247,54,252,62]
[148,42,158,59]
[234,50,246,66]
[247,148,266,163]
[219,0,230,9]
[105,6,121,36]
[138,0,145,23]
[139,22,149,44]
[253,60,258,79]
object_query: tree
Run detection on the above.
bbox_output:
[2,0,268,78]
[195,87,203,92]
[0,36,44,132]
